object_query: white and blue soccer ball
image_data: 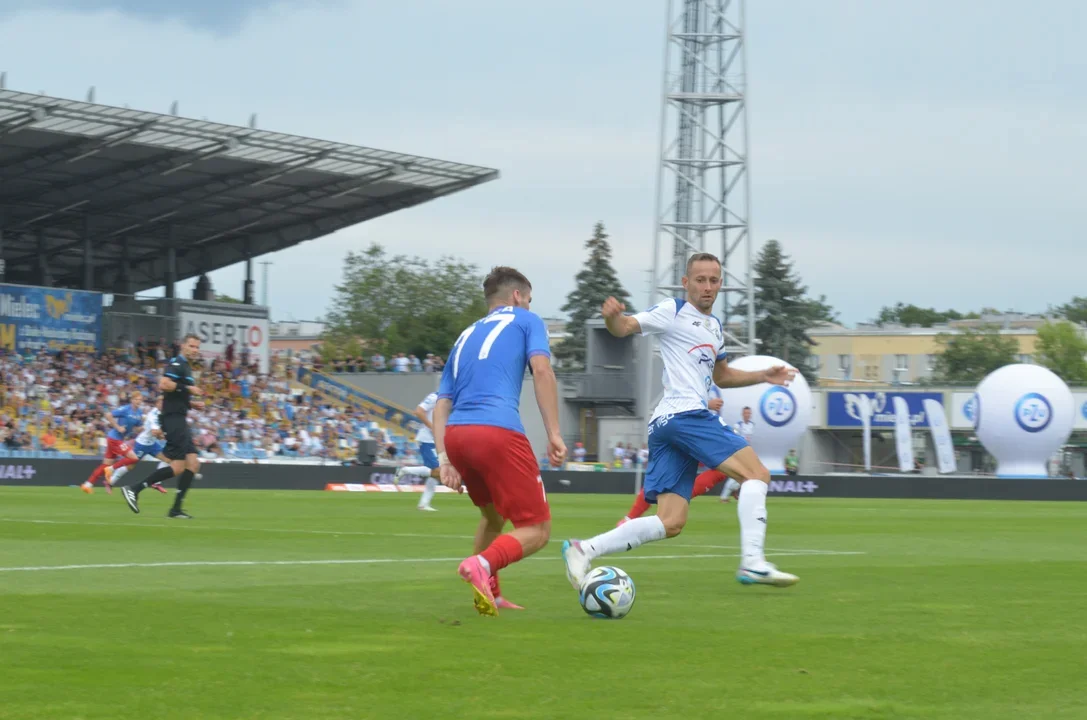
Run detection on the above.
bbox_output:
[578,566,636,619]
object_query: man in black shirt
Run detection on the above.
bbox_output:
[122,334,205,519]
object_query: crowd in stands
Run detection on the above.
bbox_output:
[313,352,445,374]
[0,348,424,465]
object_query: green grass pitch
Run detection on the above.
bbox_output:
[1,486,1086,719]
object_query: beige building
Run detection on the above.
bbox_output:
[808,313,1075,386]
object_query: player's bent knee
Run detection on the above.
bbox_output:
[660,518,685,538]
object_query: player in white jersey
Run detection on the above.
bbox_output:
[563,253,799,589]
[393,391,442,511]
[719,405,752,501]
[105,398,169,493]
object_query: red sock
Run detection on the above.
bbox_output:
[480,534,524,575]
[87,464,107,484]
[625,490,652,520]
[113,456,139,471]
[693,469,727,497]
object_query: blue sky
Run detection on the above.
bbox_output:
[1,0,1084,325]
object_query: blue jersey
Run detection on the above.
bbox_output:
[438,306,551,434]
[108,404,144,441]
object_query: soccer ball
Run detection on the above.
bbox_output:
[578,566,636,619]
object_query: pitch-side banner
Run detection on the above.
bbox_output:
[0,284,102,352]
[892,396,914,472]
[176,301,269,373]
[924,399,957,474]
[860,394,873,472]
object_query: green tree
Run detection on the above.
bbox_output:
[556,222,635,369]
[735,239,836,382]
[875,303,979,327]
[1035,321,1087,383]
[933,327,1018,382]
[322,244,488,358]
[1056,297,1087,325]
[214,293,244,304]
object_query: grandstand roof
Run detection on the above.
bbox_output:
[0,89,498,294]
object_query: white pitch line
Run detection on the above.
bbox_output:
[0,518,865,558]
[0,517,474,540]
[0,550,864,574]
[0,519,865,555]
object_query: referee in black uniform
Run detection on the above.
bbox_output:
[122,333,205,519]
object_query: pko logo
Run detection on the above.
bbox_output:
[760,386,797,428]
[962,394,979,427]
[1014,392,1052,433]
[1081,400,1087,422]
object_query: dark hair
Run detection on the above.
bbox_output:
[483,266,531,302]
[686,252,722,275]
[743,406,752,411]
[182,333,201,344]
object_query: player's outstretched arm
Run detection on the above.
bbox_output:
[713,361,797,389]
[432,397,462,492]
[529,355,567,467]
[601,296,642,338]
[413,406,433,432]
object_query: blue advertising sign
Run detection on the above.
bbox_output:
[0,284,102,353]
[296,366,417,432]
[826,391,945,428]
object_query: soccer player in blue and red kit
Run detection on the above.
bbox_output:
[432,266,567,617]
[82,392,144,494]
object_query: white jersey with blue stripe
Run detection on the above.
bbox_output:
[414,392,439,444]
[633,298,727,422]
[134,407,161,447]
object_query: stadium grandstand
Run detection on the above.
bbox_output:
[0,86,497,467]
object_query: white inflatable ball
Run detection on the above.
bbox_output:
[717,355,811,475]
[974,363,1074,478]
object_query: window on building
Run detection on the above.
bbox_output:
[838,354,851,379]
[926,354,936,372]
[1019,354,1032,364]
[806,355,821,371]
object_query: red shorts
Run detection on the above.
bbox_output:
[445,425,550,528]
[105,439,132,460]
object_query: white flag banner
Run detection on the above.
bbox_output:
[924,399,957,474]
[893,396,914,473]
[859,394,873,473]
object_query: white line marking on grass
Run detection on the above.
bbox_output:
[0,517,474,540]
[0,550,863,573]
[0,518,866,559]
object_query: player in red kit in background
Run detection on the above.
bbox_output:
[432,266,566,617]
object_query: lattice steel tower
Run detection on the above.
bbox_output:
[650,0,755,355]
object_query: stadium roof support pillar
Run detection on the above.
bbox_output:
[36,231,51,287]
[243,255,254,305]
[0,210,5,281]
[119,237,133,295]
[82,215,93,291]
[164,232,177,299]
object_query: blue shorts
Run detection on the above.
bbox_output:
[419,442,439,470]
[644,409,748,504]
[134,441,164,459]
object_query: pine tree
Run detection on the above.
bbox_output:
[734,239,835,382]
[556,223,635,369]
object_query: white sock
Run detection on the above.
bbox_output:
[418,477,437,508]
[737,480,768,568]
[721,478,740,498]
[402,466,432,477]
[583,516,666,560]
[112,465,131,482]
[477,555,492,575]
[157,461,170,470]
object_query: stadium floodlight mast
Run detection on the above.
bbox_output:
[649,0,755,352]
[637,0,756,485]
